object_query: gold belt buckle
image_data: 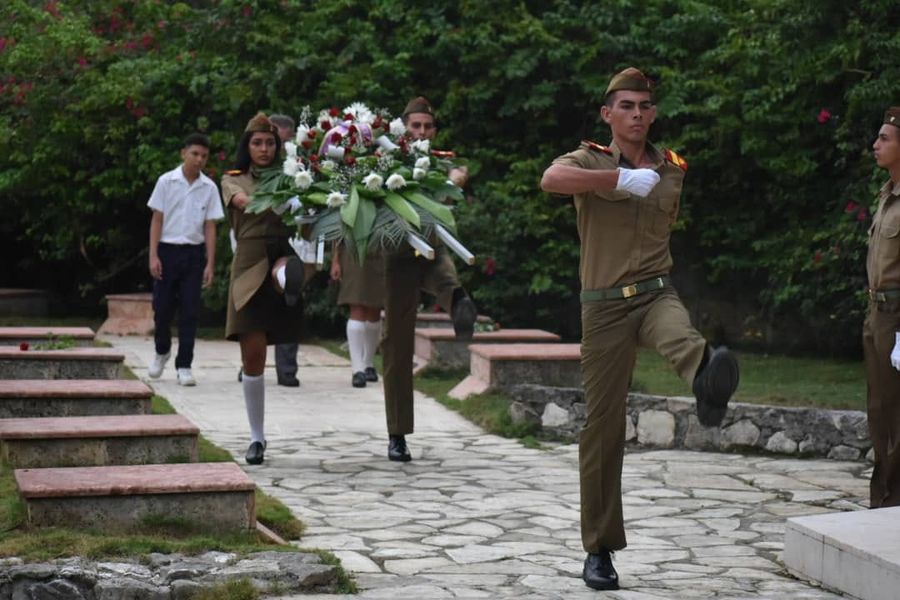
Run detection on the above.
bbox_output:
[622,284,638,298]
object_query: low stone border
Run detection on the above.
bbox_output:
[0,551,339,599]
[508,385,873,461]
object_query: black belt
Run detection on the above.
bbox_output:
[868,288,900,303]
[581,276,670,302]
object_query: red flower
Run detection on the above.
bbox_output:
[19,342,28,351]
[372,116,383,128]
[44,1,60,18]
[141,33,154,50]
[845,200,857,213]
[345,154,356,165]
[858,207,868,222]
[813,250,822,263]
[343,112,354,121]
[483,256,496,276]
[348,124,357,135]
[131,106,147,119]
[301,140,312,149]
[307,129,317,139]
[330,132,342,144]
[319,120,331,130]
[329,106,340,117]
[309,153,318,162]
[817,109,832,124]
[76,56,88,68]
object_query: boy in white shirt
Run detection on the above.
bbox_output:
[147,133,224,385]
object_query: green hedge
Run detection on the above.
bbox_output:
[1,0,898,353]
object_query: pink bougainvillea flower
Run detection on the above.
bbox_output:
[484,256,496,276]
[845,200,857,213]
[817,109,832,124]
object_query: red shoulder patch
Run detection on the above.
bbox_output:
[664,149,688,172]
[224,169,243,176]
[431,149,456,159]
[581,140,613,155]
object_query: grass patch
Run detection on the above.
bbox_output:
[302,548,359,594]
[192,578,259,600]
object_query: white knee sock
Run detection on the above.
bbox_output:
[242,373,265,443]
[275,265,286,290]
[363,319,382,369]
[347,319,367,373]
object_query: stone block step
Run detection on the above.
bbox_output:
[0,347,124,379]
[0,288,48,317]
[449,343,581,400]
[99,292,154,336]
[784,506,900,600]
[414,311,493,329]
[0,379,153,418]
[15,462,256,531]
[415,328,561,369]
[0,326,95,347]
[0,414,199,468]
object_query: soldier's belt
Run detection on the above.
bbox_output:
[581,276,670,302]
[867,288,900,303]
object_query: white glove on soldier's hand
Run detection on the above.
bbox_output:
[229,229,237,253]
[615,168,661,197]
[892,332,900,371]
[273,196,303,215]
[290,237,317,264]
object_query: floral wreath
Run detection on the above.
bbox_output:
[246,102,473,265]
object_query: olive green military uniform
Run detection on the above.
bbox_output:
[383,243,459,434]
[864,175,900,508]
[553,140,706,552]
[222,169,303,344]
[336,243,386,308]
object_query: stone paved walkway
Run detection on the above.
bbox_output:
[104,335,868,599]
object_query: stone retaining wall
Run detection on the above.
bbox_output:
[508,385,873,461]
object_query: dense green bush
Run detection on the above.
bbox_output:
[1,0,898,352]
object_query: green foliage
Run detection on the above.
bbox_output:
[2,0,898,351]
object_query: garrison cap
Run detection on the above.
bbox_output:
[402,96,435,118]
[244,112,278,134]
[885,107,900,128]
[605,67,654,98]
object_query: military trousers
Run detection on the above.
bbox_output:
[383,244,460,435]
[580,286,706,552]
[863,301,900,508]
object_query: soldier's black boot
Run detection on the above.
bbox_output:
[450,287,476,340]
[388,434,411,462]
[692,345,739,427]
[282,257,305,307]
[583,550,619,590]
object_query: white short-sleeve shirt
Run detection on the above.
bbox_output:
[147,165,224,245]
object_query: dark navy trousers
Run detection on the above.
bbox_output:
[153,242,205,369]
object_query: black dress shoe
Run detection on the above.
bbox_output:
[388,434,411,462]
[245,440,266,465]
[693,345,740,427]
[583,550,619,590]
[283,257,305,307]
[450,291,477,341]
[364,367,378,382]
[278,374,300,387]
[352,371,367,388]
[237,369,243,382]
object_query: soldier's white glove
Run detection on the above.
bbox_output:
[290,237,317,264]
[616,168,660,197]
[892,332,900,371]
[273,196,303,215]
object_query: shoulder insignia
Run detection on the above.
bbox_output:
[581,140,613,155]
[664,149,688,172]
[431,149,456,159]
[224,169,243,176]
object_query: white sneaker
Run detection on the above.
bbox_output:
[177,368,197,386]
[148,352,170,379]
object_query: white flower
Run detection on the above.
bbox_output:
[415,156,431,169]
[284,141,297,158]
[294,170,313,190]
[326,191,347,207]
[344,102,374,124]
[389,118,406,136]
[413,168,427,180]
[385,173,407,190]
[363,172,384,191]
[320,159,337,171]
[282,157,299,177]
[295,125,310,144]
[410,139,430,154]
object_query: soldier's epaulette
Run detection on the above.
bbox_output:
[431,149,456,159]
[581,140,613,155]
[664,148,688,172]
[224,169,243,176]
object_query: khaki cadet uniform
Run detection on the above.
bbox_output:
[383,243,459,433]
[552,139,706,552]
[222,168,303,344]
[336,243,386,308]
[864,109,900,508]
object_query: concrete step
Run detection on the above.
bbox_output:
[414,311,493,329]
[415,328,561,369]
[99,293,154,336]
[0,379,153,418]
[0,347,124,379]
[0,326,95,347]
[784,506,900,600]
[15,462,256,531]
[449,343,581,400]
[0,414,199,468]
